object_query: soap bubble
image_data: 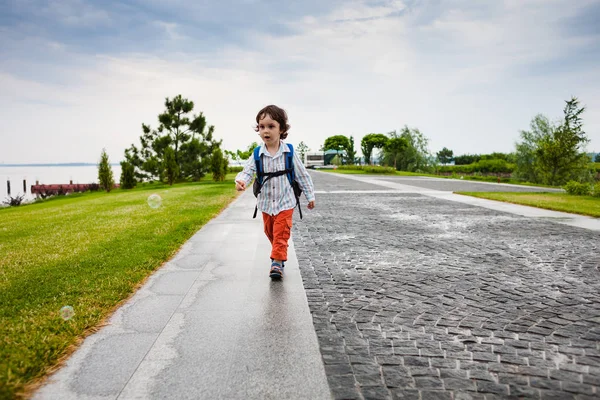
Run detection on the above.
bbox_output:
[60,306,75,321]
[147,194,162,209]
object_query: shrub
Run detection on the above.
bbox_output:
[211,148,226,182]
[592,182,600,198]
[463,175,511,183]
[337,165,396,174]
[564,181,591,196]
[439,164,474,174]
[120,161,137,189]
[439,160,514,174]
[228,166,243,173]
[88,183,100,192]
[472,159,514,174]
[2,194,25,206]
[454,154,481,165]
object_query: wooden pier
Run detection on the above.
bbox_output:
[29,182,118,196]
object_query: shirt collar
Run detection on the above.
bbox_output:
[259,140,288,157]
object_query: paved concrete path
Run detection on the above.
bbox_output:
[34,171,600,400]
[293,172,600,400]
[34,191,331,400]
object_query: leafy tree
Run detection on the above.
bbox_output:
[330,155,342,166]
[515,97,590,185]
[98,148,114,192]
[163,146,179,186]
[119,161,136,189]
[179,126,220,181]
[514,114,552,183]
[383,137,408,170]
[536,97,589,185]
[297,141,309,162]
[595,153,600,163]
[480,152,510,161]
[346,136,357,165]
[454,154,481,165]
[225,142,259,162]
[323,135,351,152]
[125,95,221,181]
[436,147,454,165]
[211,148,227,182]
[396,126,432,172]
[323,135,351,164]
[360,133,389,165]
[221,150,229,178]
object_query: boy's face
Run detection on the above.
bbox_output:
[258,113,282,147]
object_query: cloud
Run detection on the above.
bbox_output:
[0,0,599,163]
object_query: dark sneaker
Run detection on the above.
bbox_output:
[269,263,283,279]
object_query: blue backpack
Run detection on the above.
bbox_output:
[252,143,302,219]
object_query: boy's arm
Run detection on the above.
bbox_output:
[293,151,315,202]
[235,155,255,190]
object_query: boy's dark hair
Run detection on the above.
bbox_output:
[255,105,290,139]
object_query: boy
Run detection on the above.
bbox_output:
[235,105,315,279]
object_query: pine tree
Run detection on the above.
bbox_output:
[98,149,115,192]
[163,147,179,186]
[211,148,226,182]
[120,161,136,189]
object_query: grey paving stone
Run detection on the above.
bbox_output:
[508,384,541,399]
[362,385,393,400]
[391,389,420,400]
[540,391,577,400]
[332,387,362,400]
[327,374,356,389]
[414,377,444,389]
[475,381,509,395]
[122,295,184,332]
[71,333,157,397]
[293,172,600,399]
[355,373,385,387]
[443,378,476,390]
[420,390,453,400]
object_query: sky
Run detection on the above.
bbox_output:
[1,0,599,164]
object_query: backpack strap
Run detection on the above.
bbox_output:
[253,146,263,185]
[285,143,302,220]
[285,144,295,186]
[253,146,261,218]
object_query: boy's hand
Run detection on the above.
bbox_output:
[307,201,315,210]
[235,180,246,191]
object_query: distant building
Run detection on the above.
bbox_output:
[304,152,325,168]
[324,149,345,165]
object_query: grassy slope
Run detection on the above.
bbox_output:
[456,192,600,218]
[0,178,238,398]
[319,168,560,188]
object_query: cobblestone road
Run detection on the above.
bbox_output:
[293,172,600,400]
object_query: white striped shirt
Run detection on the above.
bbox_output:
[235,141,315,216]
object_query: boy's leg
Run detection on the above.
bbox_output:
[270,209,294,262]
[263,212,282,278]
[262,212,274,244]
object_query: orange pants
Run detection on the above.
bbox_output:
[262,209,294,261]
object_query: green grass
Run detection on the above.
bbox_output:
[320,167,562,188]
[456,192,600,218]
[319,168,430,176]
[0,177,238,399]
